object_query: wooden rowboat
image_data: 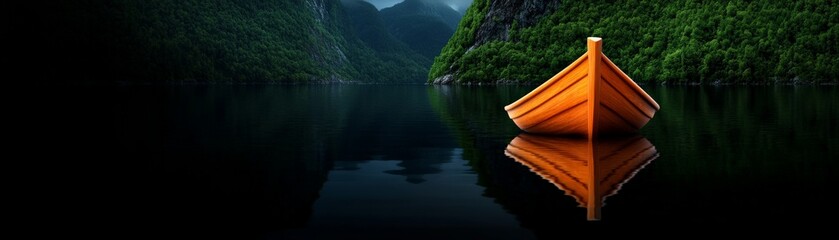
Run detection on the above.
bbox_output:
[504,37,660,137]
[504,134,659,220]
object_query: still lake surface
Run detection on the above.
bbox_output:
[33,85,837,237]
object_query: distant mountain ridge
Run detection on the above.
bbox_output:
[381,0,463,30]
[341,0,409,53]
[376,0,463,60]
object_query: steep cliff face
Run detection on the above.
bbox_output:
[469,0,559,48]
[430,0,839,84]
[304,0,356,82]
[428,0,559,84]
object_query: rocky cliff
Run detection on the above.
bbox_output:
[468,0,559,47]
[429,0,560,84]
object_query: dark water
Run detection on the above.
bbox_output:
[26,85,838,237]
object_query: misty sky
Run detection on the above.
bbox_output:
[366,0,474,12]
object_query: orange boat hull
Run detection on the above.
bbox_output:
[504,38,660,137]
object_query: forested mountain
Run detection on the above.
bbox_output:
[430,0,839,84]
[13,0,429,84]
[381,0,463,30]
[380,0,464,59]
[340,0,432,66]
[342,1,408,53]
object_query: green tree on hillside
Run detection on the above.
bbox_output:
[430,0,839,84]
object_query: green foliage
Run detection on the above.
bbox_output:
[342,0,412,53]
[21,0,429,83]
[430,0,839,84]
[341,0,443,77]
[383,14,456,59]
[378,0,463,60]
[428,0,490,81]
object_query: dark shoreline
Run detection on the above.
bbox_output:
[26,79,839,87]
[428,80,839,86]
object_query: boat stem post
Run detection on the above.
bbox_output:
[587,39,603,219]
[587,37,603,139]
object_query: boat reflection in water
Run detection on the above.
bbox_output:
[504,134,658,221]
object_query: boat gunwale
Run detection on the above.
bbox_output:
[504,54,588,111]
[509,73,586,120]
[600,54,661,110]
[600,76,654,119]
